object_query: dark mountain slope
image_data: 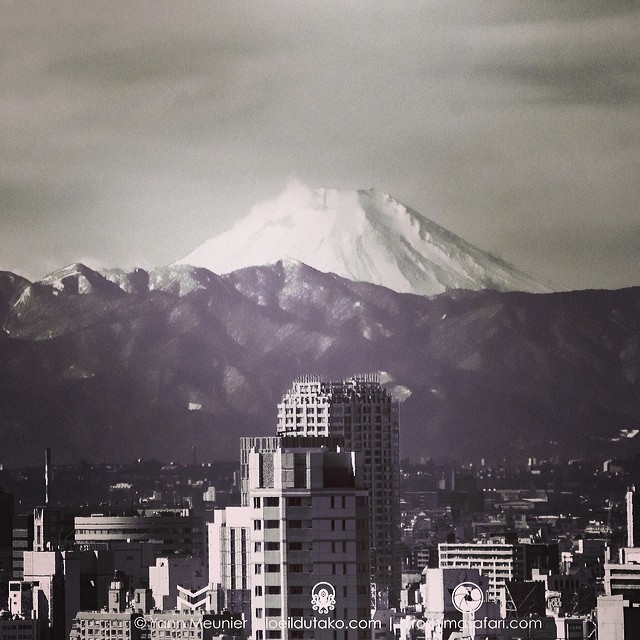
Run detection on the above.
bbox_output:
[0,262,638,466]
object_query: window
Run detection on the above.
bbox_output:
[264,520,279,529]
[254,542,262,553]
[254,565,262,575]
[266,586,281,595]
[265,564,279,573]
[253,520,262,531]
[253,497,261,508]
[265,542,280,551]
[255,608,263,619]
[255,586,263,596]
[266,608,282,617]
[265,497,280,507]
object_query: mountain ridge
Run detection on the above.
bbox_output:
[0,261,638,467]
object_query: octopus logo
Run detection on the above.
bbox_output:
[311,582,336,614]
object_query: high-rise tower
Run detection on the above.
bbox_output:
[627,486,640,548]
[247,446,370,640]
[276,374,401,608]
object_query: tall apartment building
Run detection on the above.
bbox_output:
[247,446,371,640]
[240,436,345,507]
[275,375,401,607]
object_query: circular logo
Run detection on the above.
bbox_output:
[451,582,484,613]
[311,582,336,614]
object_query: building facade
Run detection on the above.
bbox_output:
[438,542,527,603]
[74,510,204,557]
[247,446,371,640]
[275,375,401,607]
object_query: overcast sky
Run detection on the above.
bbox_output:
[1,1,638,290]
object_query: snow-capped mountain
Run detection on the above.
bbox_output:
[176,185,553,296]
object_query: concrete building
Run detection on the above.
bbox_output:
[22,550,67,640]
[208,507,252,624]
[33,507,74,552]
[148,555,208,610]
[69,574,245,640]
[275,375,401,607]
[247,445,371,640]
[74,510,205,557]
[0,488,14,590]
[438,542,526,603]
[12,513,34,579]
[420,568,496,640]
[0,615,41,640]
[597,595,640,640]
[604,547,640,602]
[240,437,345,508]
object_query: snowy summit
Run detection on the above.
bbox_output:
[176,184,552,296]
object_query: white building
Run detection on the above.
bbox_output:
[438,543,526,603]
[208,506,253,624]
[247,445,371,640]
[23,550,79,640]
[275,375,401,607]
[148,555,208,610]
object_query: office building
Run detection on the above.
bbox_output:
[33,507,74,552]
[438,542,526,603]
[0,616,41,640]
[12,513,34,579]
[247,445,370,640]
[22,550,68,640]
[208,507,252,625]
[74,510,205,557]
[605,548,640,603]
[275,375,400,607]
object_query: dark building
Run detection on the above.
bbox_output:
[12,513,34,579]
[0,488,14,608]
[0,488,13,548]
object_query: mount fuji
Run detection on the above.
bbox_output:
[177,185,553,296]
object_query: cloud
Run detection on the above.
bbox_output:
[0,1,638,289]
